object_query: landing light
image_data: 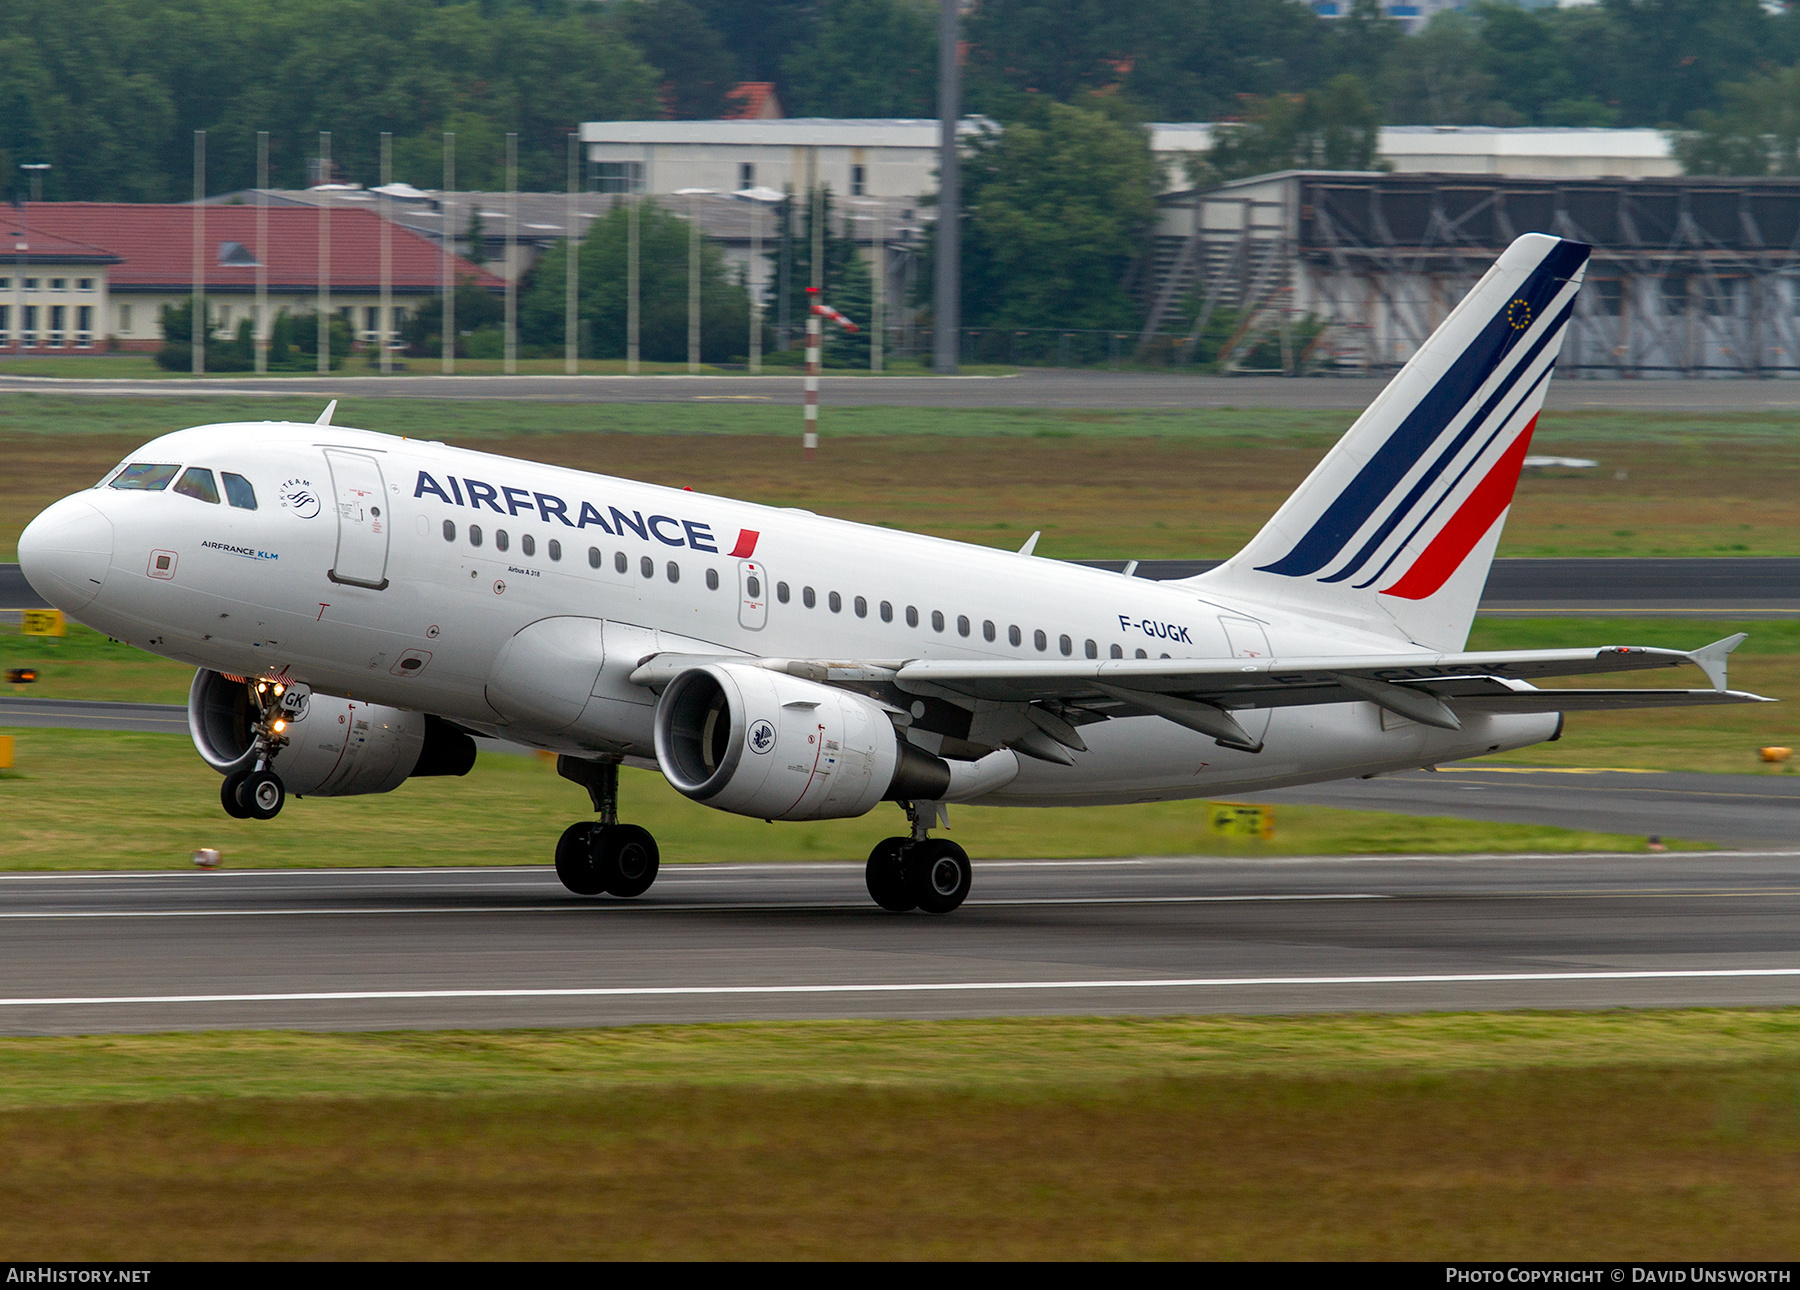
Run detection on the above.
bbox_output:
[272,720,286,733]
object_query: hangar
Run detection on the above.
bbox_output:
[1141,171,1800,377]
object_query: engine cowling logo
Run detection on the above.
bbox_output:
[747,720,776,755]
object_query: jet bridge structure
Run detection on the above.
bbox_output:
[1140,170,1800,377]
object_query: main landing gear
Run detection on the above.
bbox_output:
[220,681,291,821]
[866,801,972,914]
[554,756,660,898]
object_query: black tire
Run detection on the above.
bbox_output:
[240,769,285,821]
[866,837,916,912]
[600,824,660,898]
[220,771,252,819]
[907,838,972,914]
[554,822,606,896]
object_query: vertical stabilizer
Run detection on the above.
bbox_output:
[1192,233,1590,651]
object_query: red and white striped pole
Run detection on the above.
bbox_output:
[802,289,858,457]
[804,285,821,456]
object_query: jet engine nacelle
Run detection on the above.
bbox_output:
[654,662,952,821]
[187,668,475,797]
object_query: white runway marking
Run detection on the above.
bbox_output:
[5,967,1800,1009]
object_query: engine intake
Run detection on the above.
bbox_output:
[654,662,950,821]
[187,668,475,798]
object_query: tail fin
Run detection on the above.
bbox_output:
[1193,233,1590,651]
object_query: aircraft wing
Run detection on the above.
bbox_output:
[891,639,1760,709]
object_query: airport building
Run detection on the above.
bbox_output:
[4,203,499,352]
[1140,170,1800,377]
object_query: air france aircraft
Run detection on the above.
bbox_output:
[17,235,1771,913]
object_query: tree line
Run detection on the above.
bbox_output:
[13,1,1800,204]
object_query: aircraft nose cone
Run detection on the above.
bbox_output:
[18,496,113,611]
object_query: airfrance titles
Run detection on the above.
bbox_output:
[414,471,732,555]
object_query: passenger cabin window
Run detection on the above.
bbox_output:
[173,467,220,504]
[1008,625,1022,647]
[667,562,680,583]
[854,595,867,618]
[1110,644,1123,659]
[1060,634,1073,656]
[706,568,719,590]
[1034,630,1048,652]
[221,472,257,510]
[777,582,791,604]
[110,462,180,491]
[615,551,628,574]
[905,606,919,628]
[828,591,841,613]
[589,546,602,568]
[640,556,653,578]
[880,600,893,623]
[521,534,535,557]
[548,539,562,562]
[957,615,970,637]
[931,610,945,632]
[983,620,996,642]
[1085,639,1097,659]
[495,530,510,552]
[470,525,484,547]
[803,587,816,609]
[444,520,457,542]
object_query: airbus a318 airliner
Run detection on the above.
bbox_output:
[17,235,1771,913]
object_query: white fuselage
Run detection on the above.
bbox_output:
[42,420,1556,806]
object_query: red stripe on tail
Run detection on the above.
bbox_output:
[1380,415,1538,602]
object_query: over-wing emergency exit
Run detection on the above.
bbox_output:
[18,235,1771,913]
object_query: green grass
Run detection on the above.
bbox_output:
[3,1013,1799,1258]
[0,725,1689,870]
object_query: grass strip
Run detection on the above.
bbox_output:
[2,1014,1798,1259]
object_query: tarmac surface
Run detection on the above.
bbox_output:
[6,369,1800,410]
[2,853,1797,1034]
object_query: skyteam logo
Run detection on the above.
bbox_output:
[747,720,776,755]
[1255,239,1589,602]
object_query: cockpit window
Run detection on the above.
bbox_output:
[109,463,180,491]
[221,472,257,510]
[173,467,221,504]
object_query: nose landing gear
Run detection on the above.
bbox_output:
[555,757,661,898]
[865,801,971,914]
[220,680,292,820]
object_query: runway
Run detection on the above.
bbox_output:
[2,853,1797,1034]
[6,368,1800,411]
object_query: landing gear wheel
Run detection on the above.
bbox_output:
[907,838,972,914]
[555,822,606,896]
[599,824,660,898]
[865,837,916,912]
[220,771,252,819]
[239,769,286,821]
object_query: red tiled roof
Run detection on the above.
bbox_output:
[18,203,503,292]
[723,82,783,120]
[0,211,121,264]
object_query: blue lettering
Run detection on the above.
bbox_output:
[576,502,614,533]
[647,515,685,547]
[447,476,464,506]
[1179,625,1193,644]
[463,479,504,514]
[610,507,649,541]
[1118,615,1131,632]
[683,520,718,553]
[536,493,573,526]
[502,486,535,517]
[414,472,454,504]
